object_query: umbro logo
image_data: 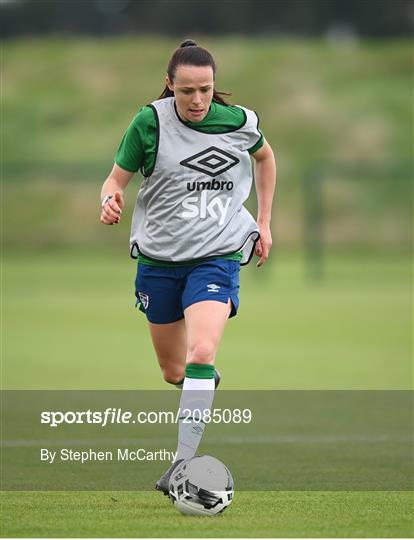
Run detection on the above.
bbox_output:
[207,283,221,293]
[180,146,239,178]
[192,425,204,435]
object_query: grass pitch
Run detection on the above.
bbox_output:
[3,251,411,390]
[2,251,412,537]
[1,491,413,538]
[2,36,412,537]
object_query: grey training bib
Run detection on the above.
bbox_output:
[130,97,260,264]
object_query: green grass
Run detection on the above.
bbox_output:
[2,36,413,537]
[4,37,412,166]
[2,251,412,536]
[3,251,411,390]
[1,491,412,537]
[3,37,412,254]
[2,253,412,538]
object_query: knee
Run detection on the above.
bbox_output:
[187,342,216,364]
[161,367,184,385]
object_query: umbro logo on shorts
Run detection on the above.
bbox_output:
[207,283,220,293]
[180,146,239,178]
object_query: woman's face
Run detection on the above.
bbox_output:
[167,65,214,122]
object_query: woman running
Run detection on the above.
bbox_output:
[100,39,276,494]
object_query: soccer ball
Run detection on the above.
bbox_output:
[169,455,234,516]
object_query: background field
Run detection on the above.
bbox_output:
[3,36,412,390]
[3,37,412,255]
[2,36,413,538]
[3,250,412,389]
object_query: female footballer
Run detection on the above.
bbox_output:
[100,40,276,494]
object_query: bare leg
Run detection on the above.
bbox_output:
[148,319,187,384]
[155,300,232,491]
[184,300,232,365]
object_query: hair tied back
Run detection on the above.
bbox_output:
[159,39,231,105]
[180,39,197,48]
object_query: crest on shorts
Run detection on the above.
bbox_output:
[138,292,149,309]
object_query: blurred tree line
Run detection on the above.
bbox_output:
[1,0,413,38]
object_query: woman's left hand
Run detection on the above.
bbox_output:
[255,223,272,267]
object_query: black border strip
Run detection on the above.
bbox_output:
[247,110,263,153]
[130,231,260,267]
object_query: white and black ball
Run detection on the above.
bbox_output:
[169,455,234,516]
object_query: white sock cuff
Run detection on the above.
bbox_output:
[183,377,215,391]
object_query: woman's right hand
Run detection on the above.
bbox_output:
[100,191,124,225]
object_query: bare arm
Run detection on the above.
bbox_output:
[100,163,135,225]
[251,140,277,267]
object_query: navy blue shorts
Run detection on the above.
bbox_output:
[134,259,240,324]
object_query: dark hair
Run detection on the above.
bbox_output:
[158,39,231,105]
